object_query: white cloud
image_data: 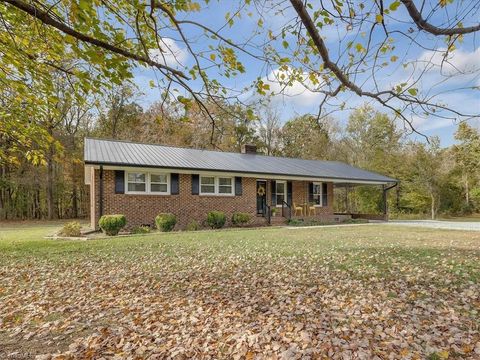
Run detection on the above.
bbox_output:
[261,67,324,107]
[148,38,189,68]
[417,47,480,75]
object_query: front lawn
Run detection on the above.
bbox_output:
[1,223,479,359]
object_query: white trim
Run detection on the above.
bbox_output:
[312,181,323,207]
[199,175,234,196]
[125,171,170,195]
[275,180,287,207]
[89,165,393,185]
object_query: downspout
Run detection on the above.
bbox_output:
[99,165,104,220]
[383,182,398,220]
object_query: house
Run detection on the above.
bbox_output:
[84,138,397,230]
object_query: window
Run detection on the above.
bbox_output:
[200,176,215,194]
[276,181,286,205]
[126,172,169,194]
[150,174,168,193]
[127,172,146,192]
[200,176,234,195]
[218,177,233,194]
[313,182,322,205]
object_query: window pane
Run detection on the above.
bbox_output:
[151,174,167,183]
[276,182,285,194]
[201,176,215,185]
[128,183,146,192]
[276,194,285,204]
[219,177,232,186]
[128,173,145,183]
[313,184,321,195]
[219,185,232,194]
[201,185,215,193]
[151,183,168,192]
[313,195,321,205]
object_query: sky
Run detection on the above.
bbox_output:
[131,1,480,147]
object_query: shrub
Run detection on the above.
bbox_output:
[186,220,200,231]
[206,211,226,229]
[58,221,81,237]
[155,213,177,232]
[231,212,251,226]
[98,214,127,236]
[132,225,151,234]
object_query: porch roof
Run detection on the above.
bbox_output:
[84,138,397,185]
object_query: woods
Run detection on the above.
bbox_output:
[1,90,479,220]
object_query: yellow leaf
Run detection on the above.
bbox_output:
[376,14,383,23]
[210,53,216,61]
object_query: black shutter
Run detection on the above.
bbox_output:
[308,182,314,203]
[235,177,242,196]
[322,182,328,206]
[287,181,292,206]
[171,173,179,195]
[191,174,199,195]
[271,180,276,206]
[114,170,125,194]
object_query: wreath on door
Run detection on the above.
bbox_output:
[257,185,266,196]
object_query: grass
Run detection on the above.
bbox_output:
[1,222,479,358]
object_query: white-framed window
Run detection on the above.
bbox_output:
[150,173,168,193]
[276,180,286,206]
[200,176,234,196]
[127,172,146,193]
[200,176,216,194]
[313,182,322,206]
[218,177,233,194]
[126,171,170,194]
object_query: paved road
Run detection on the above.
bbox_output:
[388,220,480,231]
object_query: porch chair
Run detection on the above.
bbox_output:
[293,202,303,216]
[308,203,316,216]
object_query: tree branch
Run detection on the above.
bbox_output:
[401,0,480,35]
[1,0,189,80]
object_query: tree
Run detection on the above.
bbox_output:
[453,123,480,209]
[407,138,445,220]
[257,105,281,156]
[281,115,336,160]
[2,0,479,164]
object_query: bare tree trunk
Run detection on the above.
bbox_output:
[0,165,5,220]
[465,174,469,206]
[431,193,436,220]
[46,124,56,220]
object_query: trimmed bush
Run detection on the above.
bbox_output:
[231,212,251,226]
[206,211,226,229]
[132,225,151,234]
[186,220,200,231]
[155,213,177,232]
[98,214,126,236]
[58,221,81,237]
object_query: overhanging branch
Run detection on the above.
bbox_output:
[401,0,480,35]
[1,0,189,80]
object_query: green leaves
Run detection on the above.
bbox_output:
[389,1,401,11]
[408,88,418,96]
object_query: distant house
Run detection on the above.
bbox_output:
[84,138,397,230]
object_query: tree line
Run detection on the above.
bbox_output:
[1,83,479,221]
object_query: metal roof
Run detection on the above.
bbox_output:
[84,138,397,184]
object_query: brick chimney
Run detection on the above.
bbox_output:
[241,144,257,154]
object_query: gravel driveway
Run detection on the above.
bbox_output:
[388,220,480,231]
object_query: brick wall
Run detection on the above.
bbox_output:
[90,169,334,230]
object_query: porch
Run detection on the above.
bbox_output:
[256,179,397,225]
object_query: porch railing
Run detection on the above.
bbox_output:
[281,200,291,220]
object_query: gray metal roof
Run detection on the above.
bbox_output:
[84,138,397,184]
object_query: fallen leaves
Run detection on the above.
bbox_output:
[0,226,479,359]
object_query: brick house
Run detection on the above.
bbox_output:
[84,138,397,230]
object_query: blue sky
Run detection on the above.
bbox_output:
[131,1,480,147]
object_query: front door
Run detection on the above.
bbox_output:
[256,180,267,215]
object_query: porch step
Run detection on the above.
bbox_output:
[269,216,288,225]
